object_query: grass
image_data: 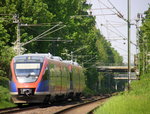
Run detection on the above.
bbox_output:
[0,86,16,109]
[94,73,150,114]
[0,101,15,109]
[0,76,16,109]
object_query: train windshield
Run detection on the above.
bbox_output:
[15,63,42,83]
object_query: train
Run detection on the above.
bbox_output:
[9,53,85,106]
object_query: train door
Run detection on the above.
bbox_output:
[61,65,68,94]
[68,65,73,91]
[70,71,73,90]
[49,63,56,94]
[78,68,81,92]
[55,63,61,94]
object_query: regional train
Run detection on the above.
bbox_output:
[9,53,85,106]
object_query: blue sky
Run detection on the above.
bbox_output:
[87,0,150,63]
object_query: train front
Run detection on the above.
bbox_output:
[9,55,49,104]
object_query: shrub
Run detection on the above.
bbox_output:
[0,76,9,89]
[0,86,11,102]
[83,87,97,97]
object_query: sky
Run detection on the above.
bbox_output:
[87,0,150,63]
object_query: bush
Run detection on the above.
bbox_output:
[0,76,9,89]
[129,73,150,95]
[0,86,11,102]
[83,87,97,97]
[0,86,15,109]
[0,46,15,78]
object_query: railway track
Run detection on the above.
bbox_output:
[55,96,109,114]
[0,95,110,114]
[0,105,40,114]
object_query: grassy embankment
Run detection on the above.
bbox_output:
[94,73,150,114]
[0,76,15,109]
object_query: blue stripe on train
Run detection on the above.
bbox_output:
[9,81,17,92]
[36,80,49,92]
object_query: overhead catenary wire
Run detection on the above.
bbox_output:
[72,13,116,17]
[102,24,126,40]
[83,56,98,64]
[21,22,66,46]
[95,0,109,37]
[102,23,137,46]
[89,8,114,11]
[107,20,127,38]
[107,0,127,22]
[20,23,62,27]
[95,1,128,42]
[112,43,135,57]
[36,40,72,42]
[91,0,129,62]
[88,0,137,63]
[107,21,137,46]
[97,0,127,22]
[0,14,13,16]
[99,23,127,27]
[97,0,117,14]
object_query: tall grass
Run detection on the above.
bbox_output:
[0,86,15,109]
[94,73,150,114]
[0,76,15,109]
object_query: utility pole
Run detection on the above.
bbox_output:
[71,51,73,62]
[145,38,148,72]
[127,0,131,89]
[143,40,145,74]
[136,13,144,74]
[17,21,21,55]
[135,13,140,76]
[13,14,21,55]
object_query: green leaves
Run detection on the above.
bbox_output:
[139,6,150,74]
[0,22,10,47]
[0,46,15,77]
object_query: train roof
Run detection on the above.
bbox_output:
[14,53,81,67]
[62,60,80,66]
[14,53,52,58]
[23,53,53,58]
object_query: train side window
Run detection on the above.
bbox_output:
[50,64,55,77]
[55,64,61,77]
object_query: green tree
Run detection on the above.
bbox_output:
[139,6,150,74]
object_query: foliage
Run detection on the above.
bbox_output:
[0,86,11,102]
[0,46,15,77]
[0,76,9,89]
[129,73,150,95]
[0,86,15,109]
[83,87,96,97]
[139,5,150,74]
[85,67,99,92]
[94,73,150,114]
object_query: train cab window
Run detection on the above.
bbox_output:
[14,63,42,83]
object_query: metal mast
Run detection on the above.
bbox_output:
[127,0,131,89]
[13,14,21,55]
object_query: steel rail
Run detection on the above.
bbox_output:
[55,95,110,114]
